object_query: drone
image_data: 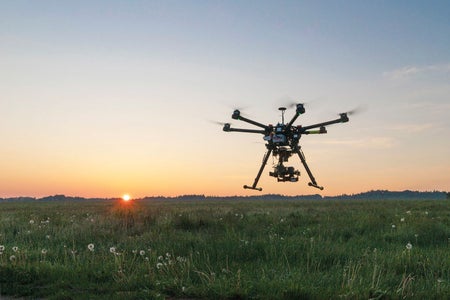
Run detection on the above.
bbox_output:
[223,103,350,191]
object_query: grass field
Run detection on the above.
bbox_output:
[0,198,449,299]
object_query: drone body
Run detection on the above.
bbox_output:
[223,104,350,191]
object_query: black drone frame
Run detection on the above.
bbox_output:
[223,104,349,191]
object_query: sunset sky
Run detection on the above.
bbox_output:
[1,1,449,198]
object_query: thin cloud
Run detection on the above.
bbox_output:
[311,137,395,149]
[391,123,435,133]
[383,63,450,80]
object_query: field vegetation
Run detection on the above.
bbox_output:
[0,198,449,299]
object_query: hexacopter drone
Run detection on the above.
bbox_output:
[223,103,351,191]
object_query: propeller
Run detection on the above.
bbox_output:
[340,104,368,116]
[208,120,232,126]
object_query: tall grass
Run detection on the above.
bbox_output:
[0,199,449,299]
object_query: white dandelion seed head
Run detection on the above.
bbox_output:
[140,250,145,256]
[158,255,163,261]
[132,249,138,254]
[110,247,116,253]
[392,224,396,229]
[87,243,94,251]
[400,218,405,222]
[9,255,16,262]
[0,245,4,251]
[12,246,18,252]
[156,262,163,269]
[406,242,412,250]
[41,249,47,255]
[29,220,35,225]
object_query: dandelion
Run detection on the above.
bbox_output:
[29,219,35,225]
[139,250,145,256]
[158,255,163,261]
[391,224,396,229]
[12,246,18,252]
[0,245,5,252]
[156,262,163,269]
[406,210,411,215]
[132,249,138,254]
[41,249,48,255]
[406,242,412,250]
[109,247,116,254]
[9,255,16,262]
[46,235,51,239]
[176,256,186,263]
[400,217,405,222]
[87,243,94,252]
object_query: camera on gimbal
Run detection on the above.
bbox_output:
[269,163,300,182]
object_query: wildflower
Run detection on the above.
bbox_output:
[132,249,138,254]
[391,224,396,229]
[0,245,4,251]
[110,247,116,254]
[29,219,35,225]
[9,255,16,262]
[41,249,48,255]
[158,255,163,261]
[406,242,412,250]
[140,250,145,256]
[156,262,163,269]
[406,210,411,215]
[87,243,94,252]
[176,256,186,263]
[400,217,405,222]
[12,246,18,252]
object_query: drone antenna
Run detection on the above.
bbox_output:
[278,107,287,124]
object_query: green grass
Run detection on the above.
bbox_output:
[0,199,449,299]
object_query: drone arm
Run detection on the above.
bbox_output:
[285,104,306,129]
[223,127,266,134]
[301,113,349,131]
[304,126,327,134]
[232,110,268,130]
[294,146,324,190]
[244,148,273,191]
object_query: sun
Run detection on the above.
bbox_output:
[122,194,131,201]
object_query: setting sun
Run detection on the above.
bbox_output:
[122,194,131,201]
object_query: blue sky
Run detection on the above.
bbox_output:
[1,1,449,197]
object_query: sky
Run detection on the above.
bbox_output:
[1,0,449,198]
